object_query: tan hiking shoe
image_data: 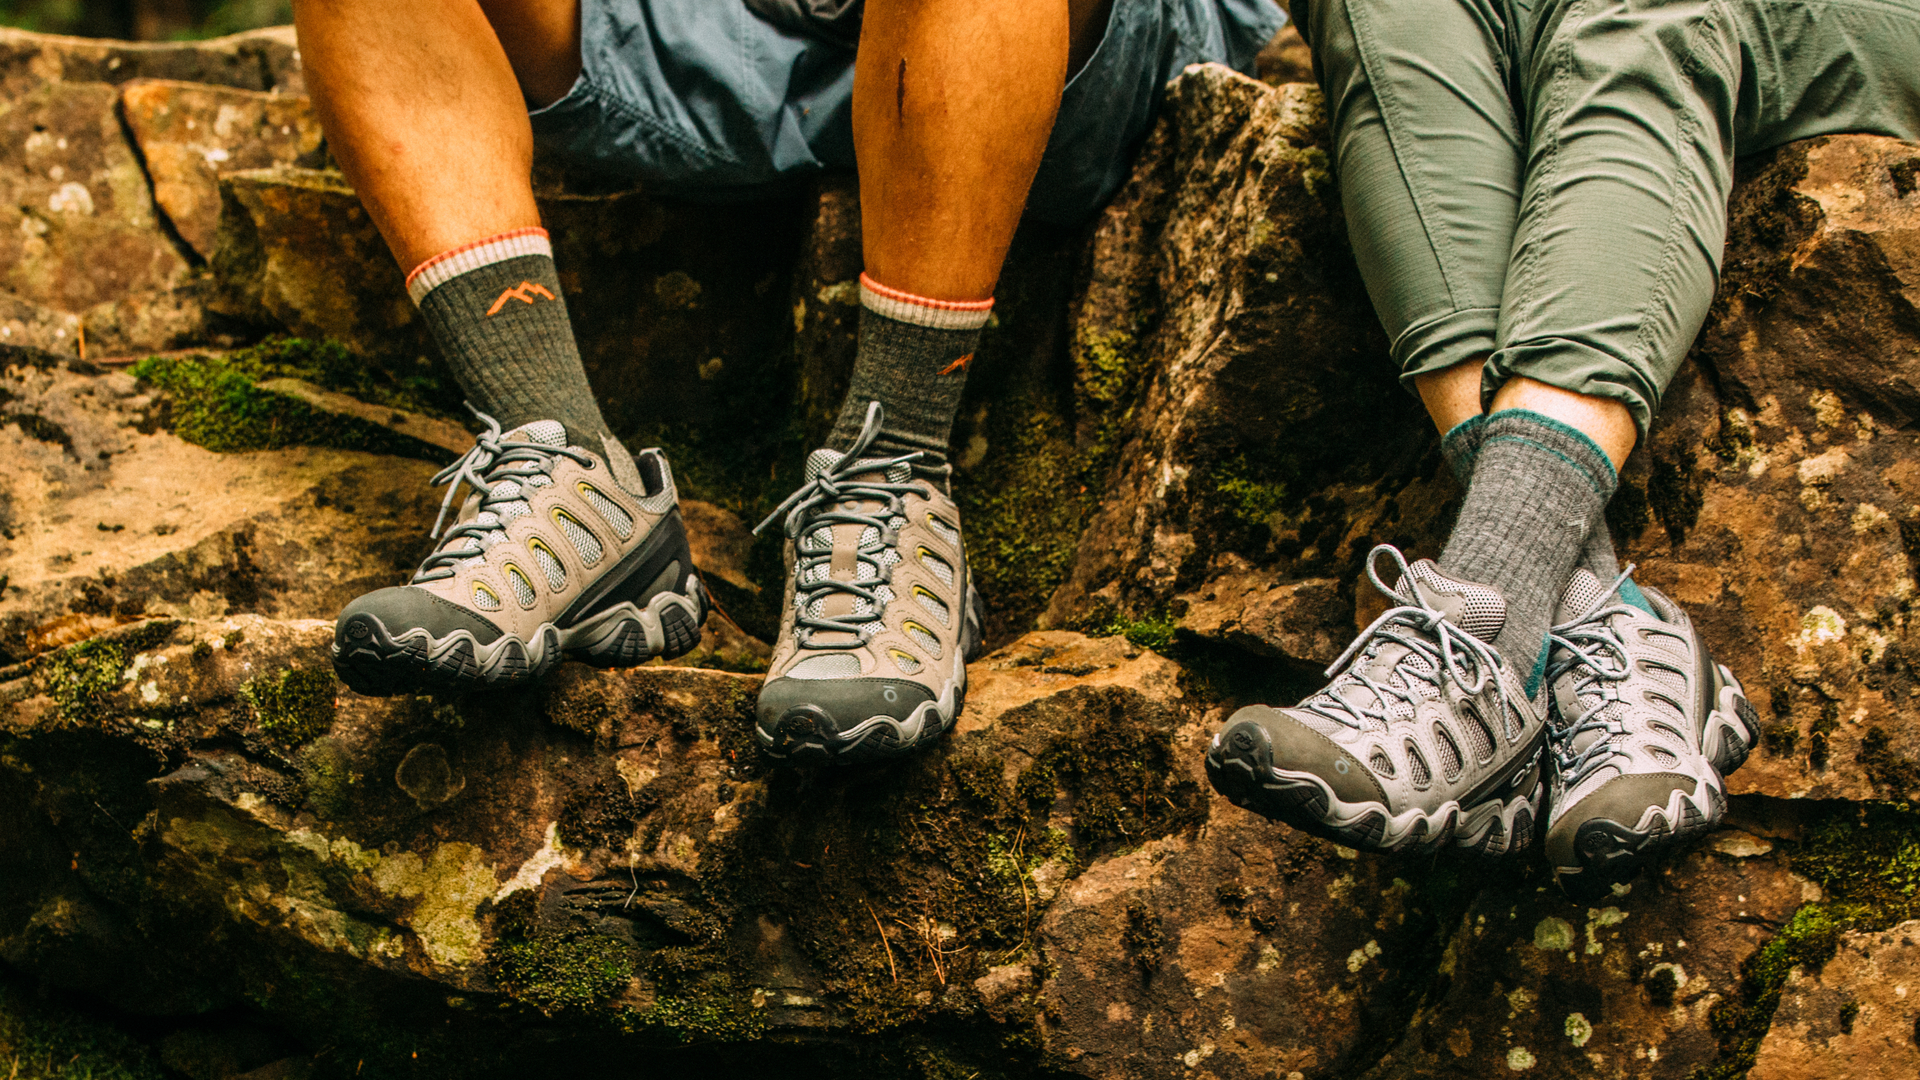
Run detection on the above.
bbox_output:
[332,413,706,695]
[753,404,983,764]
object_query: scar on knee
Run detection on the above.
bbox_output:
[897,58,907,121]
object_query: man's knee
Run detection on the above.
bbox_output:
[478,0,583,108]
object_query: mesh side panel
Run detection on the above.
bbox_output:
[1649,746,1680,767]
[556,513,603,564]
[506,567,536,606]
[1463,705,1496,760]
[804,526,833,553]
[1559,568,1608,620]
[497,502,529,523]
[1369,750,1396,777]
[878,548,901,567]
[1648,720,1687,746]
[890,649,923,675]
[581,486,635,539]
[859,525,880,548]
[526,475,553,488]
[1433,724,1463,780]
[490,480,521,499]
[925,513,959,546]
[1406,561,1505,641]
[888,516,906,532]
[520,420,567,446]
[921,550,954,587]
[533,545,565,590]
[916,589,950,627]
[1405,742,1431,788]
[802,563,829,585]
[906,623,942,659]
[875,584,895,604]
[471,584,502,611]
[806,448,843,480]
[857,562,877,582]
[789,653,861,679]
[1505,703,1526,741]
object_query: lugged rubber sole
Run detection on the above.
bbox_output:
[1204,717,1545,858]
[332,574,708,696]
[1552,666,1758,902]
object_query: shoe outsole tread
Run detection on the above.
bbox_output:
[333,583,708,695]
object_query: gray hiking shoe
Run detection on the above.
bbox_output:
[1206,545,1548,856]
[332,411,706,695]
[1542,568,1757,900]
[752,403,984,765]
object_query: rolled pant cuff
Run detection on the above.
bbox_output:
[1484,338,1660,441]
[1393,306,1500,392]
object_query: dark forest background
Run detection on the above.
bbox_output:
[0,0,288,39]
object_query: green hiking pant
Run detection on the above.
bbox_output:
[1301,0,1920,436]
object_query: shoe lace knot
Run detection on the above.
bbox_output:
[754,402,931,648]
[1545,565,1642,782]
[1303,545,1513,732]
[412,406,596,583]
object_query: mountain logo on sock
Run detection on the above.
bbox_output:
[937,353,973,376]
[486,281,557,316]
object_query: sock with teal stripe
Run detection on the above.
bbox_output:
[1441,411,1627,602]
[1438,408,1618,683]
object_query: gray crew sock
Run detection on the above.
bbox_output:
[826,304,981,482]
[1440,412,1621,592]
[1438,409,1618,687]
[415,252,612,448]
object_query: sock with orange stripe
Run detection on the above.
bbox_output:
[824,273,991,483]
[408,227,612,447]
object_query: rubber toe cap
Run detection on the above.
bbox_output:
[335,586,504,650]
[1545,771,1699,868]
[756,675,936,742]
[1222,704,1388,807]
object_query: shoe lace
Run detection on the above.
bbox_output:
[1544,565,1641,784]
[1302,544,1513,733]
[753,402,931,648]
[412,405,596,583]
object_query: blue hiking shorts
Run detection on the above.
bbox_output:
[529,0,1287,224]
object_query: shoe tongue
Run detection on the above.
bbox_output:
[505,419,569,448]
[1556,568,1610,624]
[1397,560,1506,644]
[805,447,911,484]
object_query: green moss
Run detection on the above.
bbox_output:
[131,337,459,457]
[1078,609,1177,653]
[625,993,766,1043]
[1213,454,1289,527]
[488,923,635,1017]
[0,974,163,1080]
[957,402,1098,633]
[240,668,337,746]
[43,638,127,727]
[1696,802,1920,1079]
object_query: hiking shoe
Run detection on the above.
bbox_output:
[1206,545,1548,856]
[752,403,983,765]
[332,411,706,695]
[1542,568,1757,901]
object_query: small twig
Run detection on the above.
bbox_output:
[864,899,898,984]
[76,321,86,361]
[624,858,640,910]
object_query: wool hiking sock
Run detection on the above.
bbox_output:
[1438,408,1618,687]
[825,273,991,483]
[408,227,612,448]
[1440,411,1621,599]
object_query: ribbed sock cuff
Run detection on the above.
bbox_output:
[1480,408,1618,494]
[406,227,552,306]
[858,272,994,331]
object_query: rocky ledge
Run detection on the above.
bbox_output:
[2,23,1919,1080]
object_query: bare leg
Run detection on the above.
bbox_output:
[292,0,580,270]
[1419,361,1636,472]
[854,0,1111,301]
